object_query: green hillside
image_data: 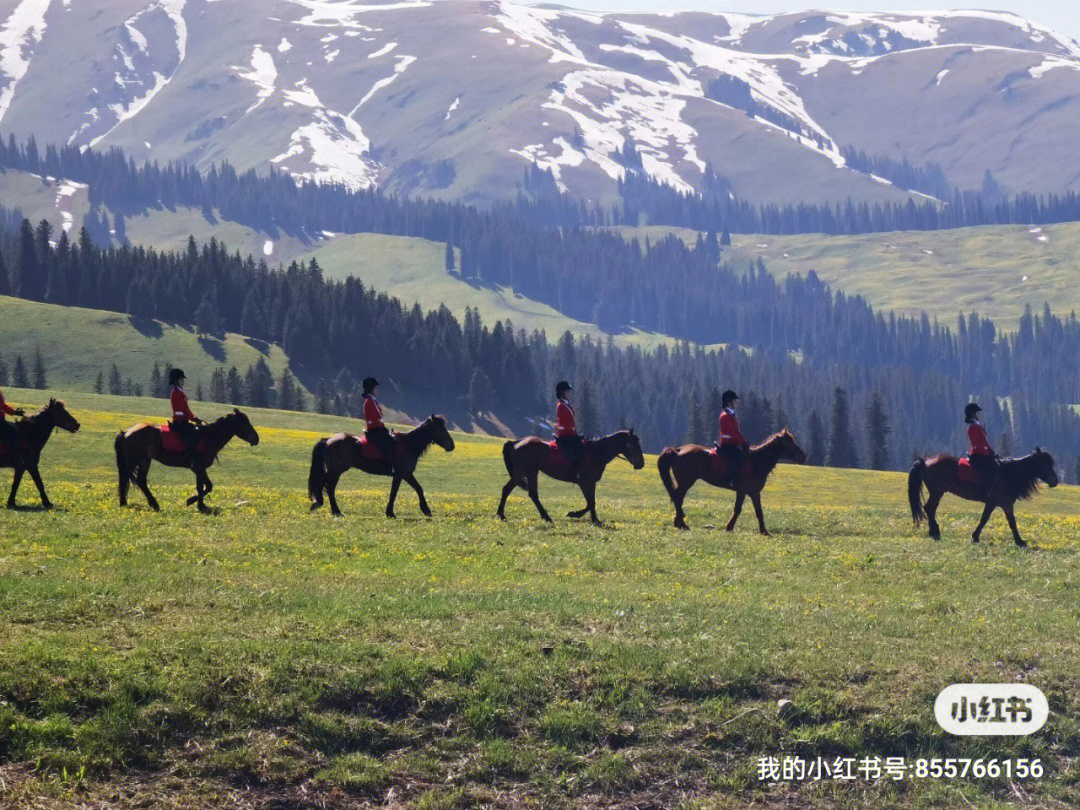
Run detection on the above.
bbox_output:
[0,296,299,395]
[616,223,1080,329]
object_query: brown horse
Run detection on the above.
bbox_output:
[2,399,80,509]
[497,429,645,524]
[308,414,455,517]
[908,449,1058,546]
[657,430,806,533]
[115,409,260,512]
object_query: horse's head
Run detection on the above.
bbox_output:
[232,408,260,446]
[47,399,80,434]
[1033,446,1058,488]
[777,429,806,464]
[428,414,455,452]
[620,429,645,470]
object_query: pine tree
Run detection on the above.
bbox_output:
[468,368,492,417]
[827,387,858,469]
[225,366,243,404]
[997,431,1012,458]
[577,379,600,437]
[109,363,122,395]
[277,368,298,412]
[806,410,826,466]
[720,226,731,246]
[865,392,890,470]
[12,355,29,388]
[32,351,46,390]
[245,357,275,408]
[194,295,220,336]
[0,355,7,386]
[149,362,163,398]
[445,239,455,273]
[94,371,104,394]
[17,219,37,299]
[210,367,227,403]
[686,393,707,445]
[0,247,9,297]
[315,379,330,414]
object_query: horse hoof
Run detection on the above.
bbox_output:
[331,511,343,518]
[42,502,54,511]
[310,502,323,512]
[1015,539,1028,548]
[421,509,432,518]
[386,512,396,519]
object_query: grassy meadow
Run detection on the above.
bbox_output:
[0,389,1079,808]
[615,223,1080,330]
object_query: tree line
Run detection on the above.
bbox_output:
[3,212,1080,478]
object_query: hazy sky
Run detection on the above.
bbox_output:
[547,1,1080,42]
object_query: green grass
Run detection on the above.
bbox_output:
[1,388,1078,807]
[614,223,1080,330]
[0,296,301,395]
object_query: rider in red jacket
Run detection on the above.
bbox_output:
[715,389,749,487]
[362,377,396,463]
[0,387,25,456]
[555,380,585,482]
[168,369,203,464]
[965,402,997,494]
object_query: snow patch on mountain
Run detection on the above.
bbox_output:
[0,0,53,123]
[495,1,587,65]
[445,96,459,120]
[1029,55,1080,79]
[350,53,415,113]
[368,41,396,58]
[287,0,431,29]
[235,45,277,111]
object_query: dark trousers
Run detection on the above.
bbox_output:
[968,453,996,488]
[0,419,17,454]
[556,435,586,474]
[169,420,200,454]
[366,427,396,461]
[716,443,747,480]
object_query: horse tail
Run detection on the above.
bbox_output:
[657,447,678,501]
[501,440,516,481]
[115,431,131,503]
[309,439,328,503]
[908,458,926,525]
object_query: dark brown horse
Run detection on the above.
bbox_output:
[657,430,806,533]
[2,399,80,509]
[909,449,1058,546]
[308,414,455,517]
[497,429,645,524]
[115,409,260,512]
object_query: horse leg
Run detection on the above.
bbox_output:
[670,480,692,530]
[385,475,402,519]
[527,476,553,523]
[577,479,600,525]
[135,464,160,511]
[497,479,516,520]
[971,501,995,544]
[1001,502,1026,548]
[750,492,769,536]
[326,473,343,517]
[567,482,590,519]
[194,468,212,514]
[6,466,24,508]
[925,491,944,540]
[725,490,745,531]
[405,474,431,517]
[27,465,52,510]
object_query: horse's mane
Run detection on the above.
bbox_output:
[751,428,792,453]
[404,414,448,458]
[999,451,1052,501]
[22,399,65,427]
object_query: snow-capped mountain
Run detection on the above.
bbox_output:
[2,0,1079,205]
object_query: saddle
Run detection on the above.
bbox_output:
[358,433,402,462]
[546,439,589,472]
[158,423,204,455]
[709,447,752,479]
[957,457,981,484]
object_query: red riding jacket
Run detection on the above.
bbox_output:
[364,395,385,430]
[967,422,993,456]
[718,408,747,446]
[0,389,15,420]
[555,399,577,437]
[170,386,196,423]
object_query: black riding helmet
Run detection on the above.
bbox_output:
[362,377,379,395]
[169,368,186,386]
[965,402,982,423]
[556,380,572,397]
[722,389,739,407]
